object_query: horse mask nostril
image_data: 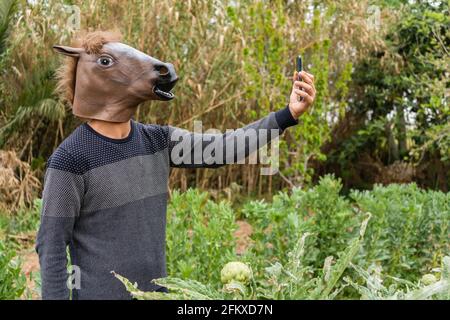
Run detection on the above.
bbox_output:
[155,65,169,76]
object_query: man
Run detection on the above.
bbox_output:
[36,31,316,299]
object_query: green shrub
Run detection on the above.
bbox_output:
[0,240,26,299]
[4,177,447,299]
[117,177,449,299]
[351,184,450,280]
[166,189,237,284]
[7,199,41,235]
[115,215,371,300]
[242,176,449,283]
[344,256,450,300]
[117,213,450,300]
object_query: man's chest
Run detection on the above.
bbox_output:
[80,151,170,213]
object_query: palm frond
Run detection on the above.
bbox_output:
[0,0,17,56]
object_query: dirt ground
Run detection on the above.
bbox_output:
[234,220,253,255]
[19,246,40,300]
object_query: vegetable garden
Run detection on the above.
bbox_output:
[2,176,449,299]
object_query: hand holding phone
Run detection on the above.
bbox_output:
[289,55,316,119]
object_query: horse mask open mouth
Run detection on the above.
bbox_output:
[153,81,175,101]
[53,31,178,123]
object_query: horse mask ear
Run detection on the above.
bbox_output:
[53,45,84,57]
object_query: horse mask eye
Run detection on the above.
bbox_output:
[97,56,114,67]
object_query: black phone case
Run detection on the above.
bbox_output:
[296,55,302,80]
[296,55,303,101]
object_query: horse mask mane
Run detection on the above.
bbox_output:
[53,31,178,122]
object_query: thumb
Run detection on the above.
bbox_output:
[292,71,298,82]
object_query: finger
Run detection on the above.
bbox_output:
[292,71,299,82]
[293,81,314,97]
[294,89,313,103]
[294,81,313,95]
[303,72,316,92]
[301,72,316,92]
[303,71,314,80]
[300,72,314,85]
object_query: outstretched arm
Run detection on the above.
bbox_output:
[167,71,315,168]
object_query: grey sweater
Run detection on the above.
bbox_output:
[36,107,297,299]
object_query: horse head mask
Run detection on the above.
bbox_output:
[53,31,178,122]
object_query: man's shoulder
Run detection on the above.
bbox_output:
[135,121,169,136]
[46,146,82,174]
[135,121,170,145]
[46,126,86,174]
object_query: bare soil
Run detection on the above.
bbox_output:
[234,220,253,255]
[19,245,40,300]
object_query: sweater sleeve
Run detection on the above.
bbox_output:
[167,105,298,168]
[35,148,84,300]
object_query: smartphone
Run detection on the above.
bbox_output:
[296,55,303,102]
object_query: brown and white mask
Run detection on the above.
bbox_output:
[53,31,178,123]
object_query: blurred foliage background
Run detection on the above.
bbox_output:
[0,0,448,202]
[0,0,449,300]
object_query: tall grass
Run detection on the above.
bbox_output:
[0,0,387,194]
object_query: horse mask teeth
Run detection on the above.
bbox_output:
[53,31,178,123]
[153,86,175,100]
